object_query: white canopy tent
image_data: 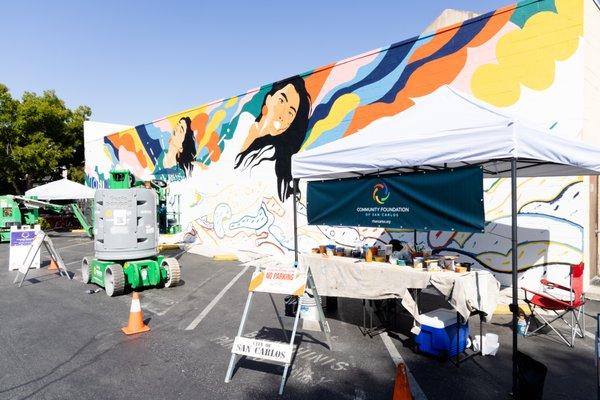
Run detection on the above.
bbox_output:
[25,178,95,201]
[293,86,600,180]
[290,86,600,395]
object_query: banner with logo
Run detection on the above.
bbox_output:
[306,166,484,232]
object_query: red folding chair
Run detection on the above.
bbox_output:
[522,262,586,347]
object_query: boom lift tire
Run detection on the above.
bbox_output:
[81,257,92,284]
[162,257,181,288]
[105,264,125,297]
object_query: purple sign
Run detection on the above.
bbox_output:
[10,230,36,246]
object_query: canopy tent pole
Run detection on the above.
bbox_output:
[293,179,299,266]
[413,230,417,251]
[511,158,519,397]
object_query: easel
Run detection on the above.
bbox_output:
[13,231,71,287]
[224,265,331,395]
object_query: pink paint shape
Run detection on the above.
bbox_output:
[232,91,257,117]
[312,48,382,108]
[118,147,149,177]
[152,118,173,133]
[451,21,518,94]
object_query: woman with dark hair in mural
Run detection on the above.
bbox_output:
[155,116,196,178]
[234,76,311,201]
[180,76,311,245]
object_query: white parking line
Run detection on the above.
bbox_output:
[185,266,250,330]
[65,260,81,266]
[158,269,223,314]
[380,332,428,400]
[57,240,93,250]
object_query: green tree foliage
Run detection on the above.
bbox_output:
[0,84,91,193]
[68,165,86,183]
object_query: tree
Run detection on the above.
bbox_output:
[0,84,91,193]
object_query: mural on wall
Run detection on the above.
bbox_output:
[86,0,585,284]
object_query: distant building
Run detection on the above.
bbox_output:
[424,9,480,32]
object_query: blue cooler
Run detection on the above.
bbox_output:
[415,308,469,358]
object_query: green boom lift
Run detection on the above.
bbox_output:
[0,195,93,242]
[108,170,181,235]
[81,170,181,296]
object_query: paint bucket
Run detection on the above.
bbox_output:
[300,290,319,321]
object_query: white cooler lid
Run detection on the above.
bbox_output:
[419,308,457,329]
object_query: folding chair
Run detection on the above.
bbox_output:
[522,262,586,347]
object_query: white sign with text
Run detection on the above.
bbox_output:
[9,226,41,271]
[248,267,307,296]
[232,336,293,364]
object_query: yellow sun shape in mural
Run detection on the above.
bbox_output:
[471,0,583,107]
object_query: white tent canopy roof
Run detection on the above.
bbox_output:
[25,178,95,200]
[292,86,600,180]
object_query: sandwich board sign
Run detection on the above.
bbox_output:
[225,265,330,395]
[13,230,71,287]
[9,225,41,271]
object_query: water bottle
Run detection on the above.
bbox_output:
[517,316,527,336]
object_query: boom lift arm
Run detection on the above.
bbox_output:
[8,195,93,238]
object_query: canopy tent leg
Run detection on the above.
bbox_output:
[413,229,417,251]
[511,158,519,397]
[293,179,299,267]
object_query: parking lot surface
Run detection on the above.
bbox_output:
[0,233,596,399]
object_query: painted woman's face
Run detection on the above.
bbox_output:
[169,119,187,151]
[262,84,300,136]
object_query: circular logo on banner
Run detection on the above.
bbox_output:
[372,183,390,205]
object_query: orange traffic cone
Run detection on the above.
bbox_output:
[48,258,58,271]
[392,363,413,400]
[121,292,151,335]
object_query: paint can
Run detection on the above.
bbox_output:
[300,289,319,321]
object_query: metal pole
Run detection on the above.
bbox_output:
[596,313,599,400]
[269,293,288,342]
[511,158,519,398]
[293,179,299,266]
[413,229,417,250]
[280,295,304,395]
[224,291,254,383]
[307,269,332,349]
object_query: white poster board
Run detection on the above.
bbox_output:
[9,225,41,271]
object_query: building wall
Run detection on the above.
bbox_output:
[84,121,132,188]
[584,0,600,147]
[85,0,587,286]
[584,0,600,283]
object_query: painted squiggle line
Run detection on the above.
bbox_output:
[435,243,579,274]
[518,181,582,212]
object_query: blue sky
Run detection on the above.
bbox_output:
[0,0,510,126]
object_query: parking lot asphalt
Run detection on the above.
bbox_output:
[0,232,597,399]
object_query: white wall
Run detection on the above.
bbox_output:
[583,0,600,284]
[83,121,131,188]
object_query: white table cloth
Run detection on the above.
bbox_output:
[299,253,500,323]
